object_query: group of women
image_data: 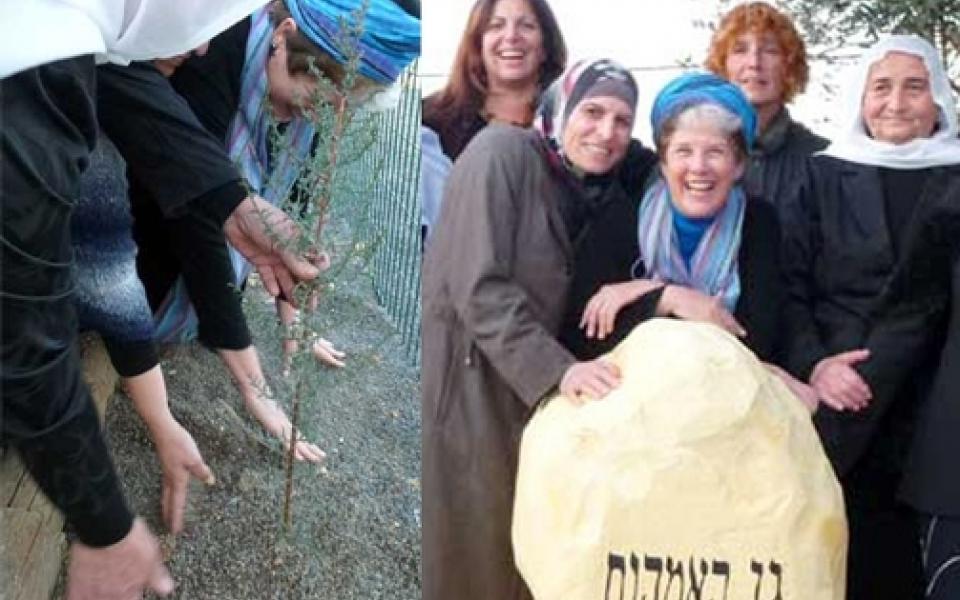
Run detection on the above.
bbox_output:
[421,1,960,599]
[70,0,419,529]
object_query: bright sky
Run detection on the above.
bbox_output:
[420,0,847,145]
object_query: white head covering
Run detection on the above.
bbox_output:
[822,34,960,168]
[0,0,268,79]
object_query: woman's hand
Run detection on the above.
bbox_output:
[580,280,664,340]
[559,359,622,403]
[151,421,215,534]
[810,349,872,411]
[658,285,746,337]
[765,363,819,413]
[152,43,209,77]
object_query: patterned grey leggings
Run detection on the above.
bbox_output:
[920,514,960,599]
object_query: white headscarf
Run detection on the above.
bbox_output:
[0,0,267,79]
[822,34,960,169]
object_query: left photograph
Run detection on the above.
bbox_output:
[0,1,422,598]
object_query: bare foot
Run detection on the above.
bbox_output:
[243,395,326,463]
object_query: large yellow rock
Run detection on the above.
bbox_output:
[513,319,847,600]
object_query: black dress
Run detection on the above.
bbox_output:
[743,107,827,215]
[781,156,960,600]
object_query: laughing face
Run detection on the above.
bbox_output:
[661,120,745,219]
[724,30,786,113]
[561,96,634,175]
[480,0,546,91]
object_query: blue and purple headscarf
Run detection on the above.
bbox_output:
[287,0,421,84]
[650,72,757,150]
[636,72,756,312]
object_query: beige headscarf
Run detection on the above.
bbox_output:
[0,0,267,79]
[822,34,960,168]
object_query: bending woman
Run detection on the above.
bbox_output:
[127,0,419,461]
[422,59,638,600]
[72,132,212,534]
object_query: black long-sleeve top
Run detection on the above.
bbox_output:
[1,56,134,548]
[98,55,253,350]
[2,51,257,548]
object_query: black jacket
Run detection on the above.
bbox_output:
[783,157,960,498]
[745,108,827,215]
[897,194,960,516]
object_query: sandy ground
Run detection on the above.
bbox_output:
[56,275,421,599]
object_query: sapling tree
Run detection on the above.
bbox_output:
[241,0,399,528]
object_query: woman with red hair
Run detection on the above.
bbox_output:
[705,1,826,210]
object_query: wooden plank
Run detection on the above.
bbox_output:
[8,469,39,513]
[0,508,43,587]
[0,508,64,600]
[78,333,118,420]
[0,334,112,600]
[13,528,64,600]
[0,451,27,508]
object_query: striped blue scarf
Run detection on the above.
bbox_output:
[635,177,745,312]
[225,7,316,284]
[154,9,315,344]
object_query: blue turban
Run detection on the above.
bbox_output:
[286,0,420,84]
[650,72,757,149]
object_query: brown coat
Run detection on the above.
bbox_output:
[421,125,576,600]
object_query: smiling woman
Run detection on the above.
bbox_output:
[560,95,634,174]
[861,51,940,144]
[422,58,639,600]
[562,72,827,413]
[705,2,826,211]
[781,35,960,600]
[421,0,566,159]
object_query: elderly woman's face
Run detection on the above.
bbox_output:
[724,30,786,111]
[662,121,744,219]
[862,51,939,144]
[561,96,634,175]
[481,0,545,91]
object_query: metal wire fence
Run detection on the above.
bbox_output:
[353,62,421,365]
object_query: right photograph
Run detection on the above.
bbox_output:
[420,1,960,599]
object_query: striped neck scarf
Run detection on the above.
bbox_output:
[153,9,316,344]
[225,7,316,283]
[635,177,745,312]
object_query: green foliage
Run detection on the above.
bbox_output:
[251,0,392,528]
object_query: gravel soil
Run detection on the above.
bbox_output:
[57,274,421,599]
